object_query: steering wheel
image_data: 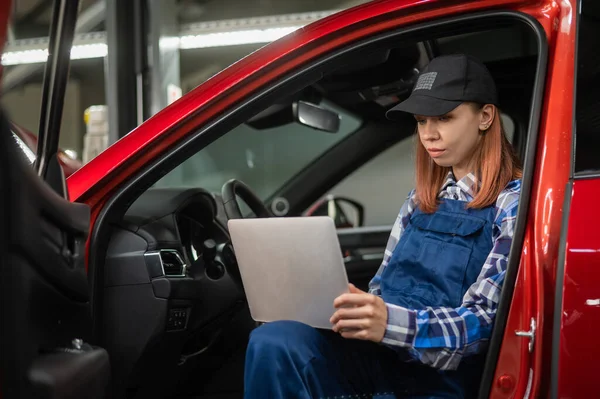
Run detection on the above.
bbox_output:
[221,179,273,219]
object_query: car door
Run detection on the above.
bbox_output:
[0,1,110,398]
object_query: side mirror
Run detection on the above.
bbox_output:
[293,101,341,133]
[305,195,365,229]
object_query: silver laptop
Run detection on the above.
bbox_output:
[228,216,349,329]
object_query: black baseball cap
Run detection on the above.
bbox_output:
[386,54,498,119]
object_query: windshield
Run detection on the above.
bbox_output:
[153,100,361,200]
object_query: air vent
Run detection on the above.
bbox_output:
[144,250,187,278]
[160,250,186,277]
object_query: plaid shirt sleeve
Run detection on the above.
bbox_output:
[373,181,521,371]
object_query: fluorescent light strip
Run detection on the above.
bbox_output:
[1,26,301,65]
[71,43,108,60]
[2,43,108,66]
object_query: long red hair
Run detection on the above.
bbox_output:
[415,104,522,213]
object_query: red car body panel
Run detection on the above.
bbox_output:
[556,178,600,397]
[491,1,577,397]
[1,0,593,396]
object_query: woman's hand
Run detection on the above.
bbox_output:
[330,283,388,342]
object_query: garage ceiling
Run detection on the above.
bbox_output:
[3,0,370,98]
[10,0,369,39]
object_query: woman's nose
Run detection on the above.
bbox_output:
[420,121,438,140]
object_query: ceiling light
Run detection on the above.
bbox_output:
[1,25,302,65]
[2,48,49,65]
[70,43,108,60]
[2,43,108,66]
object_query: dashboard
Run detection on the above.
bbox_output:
[100,187,252,397]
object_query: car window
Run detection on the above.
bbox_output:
[327,135,415,226]
[319,112,516,227]
[153,100,361,199]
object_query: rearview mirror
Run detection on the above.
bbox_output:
[293,101,341,133]
[305,195,365,228]
[245,99,341,133]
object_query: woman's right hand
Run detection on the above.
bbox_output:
[330,284,388,343]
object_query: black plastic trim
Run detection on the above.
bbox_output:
[35,0,79,188]
[87,10,548,393]
[144,251,164,279]
[569,0,580,180]
[29,348,111,399]
[478,12,548,399]
[549,180,573,399]
[573,170,600,180]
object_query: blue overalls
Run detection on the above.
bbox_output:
[244,199,496,398]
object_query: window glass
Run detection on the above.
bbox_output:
[327,136,415,226]
[154,100,361,199]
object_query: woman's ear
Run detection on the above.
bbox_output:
[479,104,495,131]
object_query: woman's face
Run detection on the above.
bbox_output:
[415,103,494,178]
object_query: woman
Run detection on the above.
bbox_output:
[243,54,522,398]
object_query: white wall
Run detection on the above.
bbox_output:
[330,136,416,226]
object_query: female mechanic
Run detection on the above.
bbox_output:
[243,54,522,399]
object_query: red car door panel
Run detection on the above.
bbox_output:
[554,178,600,397]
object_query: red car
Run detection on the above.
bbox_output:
[1,0,596,398]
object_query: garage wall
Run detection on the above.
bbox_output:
[2,80,84,156]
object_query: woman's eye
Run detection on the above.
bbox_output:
[439,116,449,122]
[416,119,426,125]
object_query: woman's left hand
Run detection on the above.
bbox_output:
[330,283,388,342]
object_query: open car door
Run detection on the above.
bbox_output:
[0,1,110,398]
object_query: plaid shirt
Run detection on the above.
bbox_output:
[368,172,521,370]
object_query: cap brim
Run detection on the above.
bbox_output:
[386,95,463,120]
